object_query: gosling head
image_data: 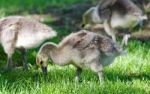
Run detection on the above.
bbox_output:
[36,53,48,75]
[81,7,104,29]
[36,42,56,75]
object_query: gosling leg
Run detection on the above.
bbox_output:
[97,70,104,82]
[121,34,131,46]
[20,48,28,70]
[89,62,104,82]
[75,67,82,82]
[4,46,15,71]
[6,56,13,70]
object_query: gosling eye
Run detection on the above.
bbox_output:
[40,61,43,65]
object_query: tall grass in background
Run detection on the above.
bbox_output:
[0,0,90,17]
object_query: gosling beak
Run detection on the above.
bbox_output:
[41,66,47,76]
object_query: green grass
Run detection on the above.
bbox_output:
[0,0,150,94]
[0,41,150,94]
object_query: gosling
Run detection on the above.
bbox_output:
[36,30,125,82]
[82,0,147,45]
[0,16,57,70]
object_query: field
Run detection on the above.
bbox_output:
[0,0,150,94]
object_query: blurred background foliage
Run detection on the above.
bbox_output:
[0,0,95,16]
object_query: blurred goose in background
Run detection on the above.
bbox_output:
[0,16,57,70]
[82,0,147,46]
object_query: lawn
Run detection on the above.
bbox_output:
[0,0,150,94]
[0,41,150,94]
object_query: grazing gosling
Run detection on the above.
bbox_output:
[36,30,125,82]
[82,0,147,45]
[0,16,57,70]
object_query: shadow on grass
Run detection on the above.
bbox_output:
[0,66,75,84]
[0,66,150,85]
[105,70,150,82]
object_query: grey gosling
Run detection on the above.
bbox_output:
[0,16,57,70]
[36,30,125,82]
